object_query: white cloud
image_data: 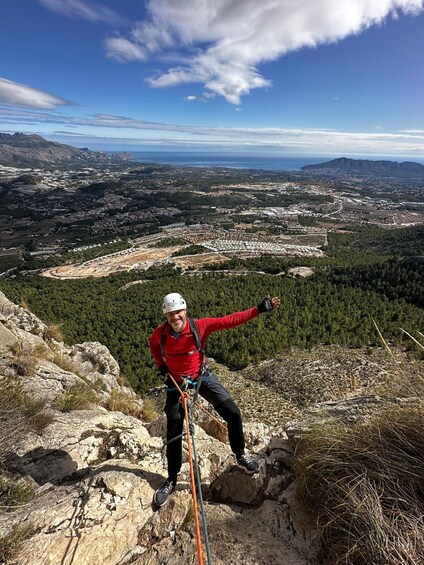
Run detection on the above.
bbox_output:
[112,0,424,103]
[131,19,175,53]
[0,78,70,109]
[104,38,147,62]
[2,107,424,156]
[184,92,216,102]
[38,0,124,25]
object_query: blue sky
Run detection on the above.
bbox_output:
[1,0,424,158]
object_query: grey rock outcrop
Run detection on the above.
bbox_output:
[0,290,139,407]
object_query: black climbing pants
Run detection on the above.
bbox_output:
[164,369,245,481]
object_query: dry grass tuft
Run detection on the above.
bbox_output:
[140,396,158,422]
[43,324,64,342]
[104,389,143,418]
[294,404,424,565]
[57,383,99,412]
[0,379,53,461]
[0,473,34,507]
[9,342,38,377]
[52,352,77,373]
[0,523,35,564]
[117,374,131,387]
[366,358,424,399]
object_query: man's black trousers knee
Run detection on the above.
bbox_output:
[164,370,245,479]
[214,397,245,457]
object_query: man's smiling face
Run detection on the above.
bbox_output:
[166,309,187,333]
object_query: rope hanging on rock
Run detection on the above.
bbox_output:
[167,373,213,565]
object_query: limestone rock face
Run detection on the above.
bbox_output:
[0,320,16,347]
[0,290,140,410]
[0,291,319,564]
[70,341,120,380]
[5,409,163,484]
[9,461,154,565]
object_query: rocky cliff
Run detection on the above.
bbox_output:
[0,291,318,565]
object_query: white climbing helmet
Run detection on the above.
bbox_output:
[162,292,187,314]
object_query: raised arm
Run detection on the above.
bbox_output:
[199,296,280,341]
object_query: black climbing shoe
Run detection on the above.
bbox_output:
[236,453,259,475]
[154,478,176,507]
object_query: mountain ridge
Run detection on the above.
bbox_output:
[302,156,424,179]
[0,132,133,168]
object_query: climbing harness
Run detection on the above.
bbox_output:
[167,373,213,565]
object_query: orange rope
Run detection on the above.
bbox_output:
[168,374,204,565]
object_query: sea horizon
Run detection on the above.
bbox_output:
[121,150,424,172]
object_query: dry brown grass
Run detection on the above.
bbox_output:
[0,523,35,564]
[292,327,424,565]
[365,358,424,398]
[0,379,53,461]
[52,352,77,373]
[104,389,143,418]
[57,383,99,412]
[141,396,159,422]
[9,342,38,377]
[43,323,64,342]
[0,473,34,507]
[294,404,424,565]
[366,324,424,399]
[117,374,131,387]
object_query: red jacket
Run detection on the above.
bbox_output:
[149,307,259,381]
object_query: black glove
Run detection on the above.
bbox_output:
[158,364,169,377]
[257,297,273,314]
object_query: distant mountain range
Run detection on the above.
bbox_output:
[302,157,424,179]
[0,132,133,168]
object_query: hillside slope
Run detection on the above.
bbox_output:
[302,157,424,178]
[0,132,132,168]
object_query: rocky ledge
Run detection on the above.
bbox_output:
[0,290,318,565]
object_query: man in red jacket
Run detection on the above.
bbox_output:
[150,292,280,507]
